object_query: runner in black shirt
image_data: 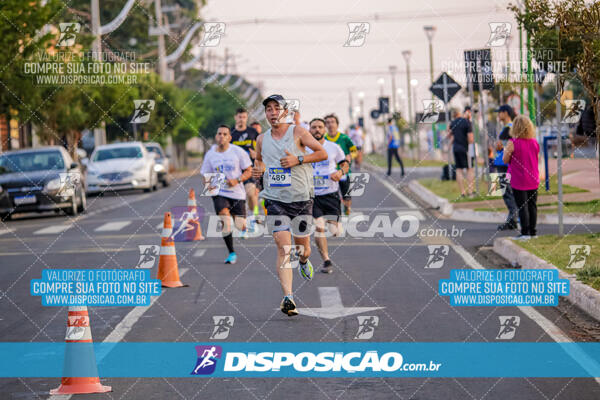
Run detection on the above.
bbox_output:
[230,108,260,221]
[449,108,474,197]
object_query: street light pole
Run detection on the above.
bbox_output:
[389,65,398,115]
[424,26,437,151]
[410,78,419,160]
[378,77,386,151]
[402,51,416,160]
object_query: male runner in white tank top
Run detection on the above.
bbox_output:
[252,94,327,316]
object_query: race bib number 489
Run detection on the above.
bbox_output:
[268,167,291,187]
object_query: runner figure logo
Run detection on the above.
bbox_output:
[425,245,449,269]
[562,100,586,124]
[347,173,370,196]
[420,100,443,123]
[496,316,520,340]
[200,22,226,47]
[131,100,155,123]
[191,345,222,375]
[486,22,512,47]
[65,315,88,340]
[281,245,304,269]
[488,173,510,196]
[354,316,379,339]
[344,22,370,47]
[283,99,300,124]
[136,245,160,269]
[58,172,81,197]
[57,23,81,47]
[210,316,234,339]
[566,245,591,269]
[201,173,226,196]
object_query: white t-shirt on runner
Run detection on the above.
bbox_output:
[200,144,252,200]
[306,140,346,196]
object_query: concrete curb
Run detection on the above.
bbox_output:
[362,162,441,175]
[407,180,453,215]
[493,237,600,322]
[407,180,600,224]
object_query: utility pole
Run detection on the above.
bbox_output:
[155,0,168,81]
[90,0,101,59]
[224,47,229,75]
[555,25,564,237]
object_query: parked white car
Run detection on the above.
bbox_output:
[84,142,158,194]
[144,142,170,187]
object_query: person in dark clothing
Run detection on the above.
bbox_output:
[386,118,405,177]
[449,109,474,197]
[493,104,518,231]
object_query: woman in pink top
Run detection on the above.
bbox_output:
[503,115,540,240]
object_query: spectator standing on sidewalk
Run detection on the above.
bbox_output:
[494,104,518,231]
[449,109,475,197]
[386,118,405,177]
[503,115,540,241]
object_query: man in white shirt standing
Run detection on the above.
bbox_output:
[307,118,349,274]
[201,125,252,264]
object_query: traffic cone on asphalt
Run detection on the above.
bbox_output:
[50,306,111,395]
[185,188,204,241]
[157,212,184,288]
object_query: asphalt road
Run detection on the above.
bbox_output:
[1,168,599,399]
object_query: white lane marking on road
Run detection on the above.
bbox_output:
[33,225,72,235]
[452,244,600,385]
[94,221,132,232]
[296,286,384,319]
[396,210,425,221]
[48,268,190,400]
[0,228,13,235]
[373,174,418,209]
[156,222,164,230]
[193,249,206,257]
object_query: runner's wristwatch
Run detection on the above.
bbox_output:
[297,155,304,165]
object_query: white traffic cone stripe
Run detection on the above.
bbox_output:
[160,246,176,256]
[161,228,173,237]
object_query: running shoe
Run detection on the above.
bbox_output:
[280,296,298,316]
[225,252,237,264]
[321,260,333,274]
[512,235,531,241]
[298,259,314,281]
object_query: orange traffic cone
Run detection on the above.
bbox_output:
[157,212,184,287]
[185,188,204,241]
[50,306,111,395]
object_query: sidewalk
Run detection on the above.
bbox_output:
[454,158,599,212]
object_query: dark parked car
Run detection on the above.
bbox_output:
[0,146,86,220]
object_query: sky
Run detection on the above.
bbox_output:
[200,0,518,133]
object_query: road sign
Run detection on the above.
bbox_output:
[378,97,389,114]
[464,48,495,91]
[429,72,462,103]
[370,109,380,119]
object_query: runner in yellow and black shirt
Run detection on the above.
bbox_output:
[324,114,357,215]
[230,108,260,222]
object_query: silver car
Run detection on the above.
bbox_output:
[84,142,158,194]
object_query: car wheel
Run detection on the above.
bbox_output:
[77,190,87,213]
[65,194,78,216]
[162,176,170,187]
